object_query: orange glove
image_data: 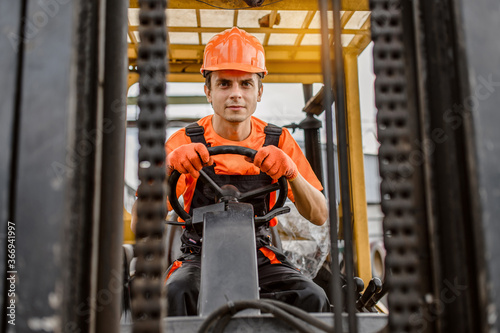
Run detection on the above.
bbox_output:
[252,146,298,181]
[167,143,214,178]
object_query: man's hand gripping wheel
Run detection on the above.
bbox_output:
[167,145,290,226]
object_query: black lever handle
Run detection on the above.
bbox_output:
[365,282,388,310]
[341,276,365,311]
[356,277,382,311]
[354,277,365,300]
[254,206,291,226]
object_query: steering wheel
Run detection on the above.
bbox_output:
[168,145,288,222]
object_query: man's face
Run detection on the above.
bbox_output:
[205,70,263,124]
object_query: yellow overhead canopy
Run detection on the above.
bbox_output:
[129,0,369,11]
[127,0,372,83]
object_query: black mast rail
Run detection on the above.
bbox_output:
[318,0,344,331]
[330,0,359,330]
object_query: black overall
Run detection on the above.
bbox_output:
[164,123,330,316]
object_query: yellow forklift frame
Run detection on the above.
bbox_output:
[124,0,374,288]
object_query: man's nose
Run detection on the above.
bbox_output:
[229,84,243,98]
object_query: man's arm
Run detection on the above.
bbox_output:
[289,173,328,226]
[252,145,328,226]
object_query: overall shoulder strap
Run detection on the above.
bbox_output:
[185,122,208,146]
[263,123,283,147]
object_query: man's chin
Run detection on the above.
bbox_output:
[223,114,250,123]
[226,117,246,123]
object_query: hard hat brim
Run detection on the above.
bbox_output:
[201,63,268,77]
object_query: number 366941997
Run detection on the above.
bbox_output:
[7,221,15,267]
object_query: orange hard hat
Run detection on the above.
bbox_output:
[201,27,268,77]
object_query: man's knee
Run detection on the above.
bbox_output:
[166,267,200,297]
[304,282,330,312]
[165,267,200,316]
[261,274,331,312]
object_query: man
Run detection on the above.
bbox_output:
[132,27,329,316]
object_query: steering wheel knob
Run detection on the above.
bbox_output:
[217,184,241,203]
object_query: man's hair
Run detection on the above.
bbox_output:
[204,71,263,91]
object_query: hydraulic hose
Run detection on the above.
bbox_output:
[260,299,334,332]
[198,299,334,333]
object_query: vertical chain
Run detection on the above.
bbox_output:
[132,0,167,331]
[370,0,424,331]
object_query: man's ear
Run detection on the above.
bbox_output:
[204,85,212,103]
[257,85,263,102]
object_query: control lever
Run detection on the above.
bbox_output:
[341,277,364,310]
[356,277,382,312]
[365,282,388,311]
[343,277,365,300]
[254,206,291,225]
